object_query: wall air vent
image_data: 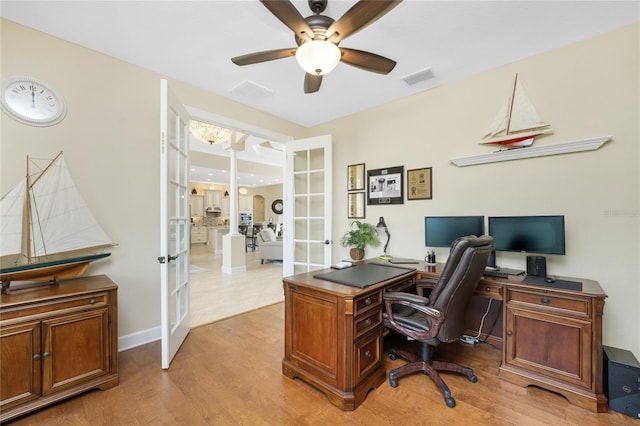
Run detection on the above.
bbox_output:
[401,67,435,86]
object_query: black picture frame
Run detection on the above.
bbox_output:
[367,166,404,205]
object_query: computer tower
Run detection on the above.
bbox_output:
[603,345,640,419]
[526,255,546,277]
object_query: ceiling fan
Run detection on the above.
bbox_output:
[231,0,402,94]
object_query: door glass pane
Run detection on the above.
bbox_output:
[309,243,324,264]
[309,148,324,170]
[295,196,308,216]
[309,195,324,216]
[309,218,324,240]
[310,171,324,193]
[294,241,308,264]
[294,150,308,172]
[294,173,308,194]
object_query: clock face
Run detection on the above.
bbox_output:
[272,199,283,215]
[1,76,66,126]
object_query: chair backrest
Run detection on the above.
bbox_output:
[429,235,493,343]
[238,225,248,235]
[258,228,277,243]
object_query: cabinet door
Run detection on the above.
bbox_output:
[221,197,230,216]
[0,321,41,411]
[41,308,110,396]
[505,306,592,389]
[190,195,204,217]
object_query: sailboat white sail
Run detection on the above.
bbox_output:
[1,151,114,292]
[480,75,552,148]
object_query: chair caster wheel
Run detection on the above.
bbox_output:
[445,397,456,408]
[389,379,398,388]
[469,374,478,383]
[389,353,397,361]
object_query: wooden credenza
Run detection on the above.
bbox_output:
[419,265,608,412]
[282,267,416,411]
[0,275,119,422]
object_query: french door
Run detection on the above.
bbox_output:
[283,135,333,276]
[159,79,191,368]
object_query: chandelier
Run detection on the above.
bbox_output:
[189,120,232,144]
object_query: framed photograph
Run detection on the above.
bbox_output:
[407,167,433,200]
[347,192,366,218]
[347,163,365,191]
[367,166,404,205]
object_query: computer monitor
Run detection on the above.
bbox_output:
[425,216,484,247]
[488,215,565,255]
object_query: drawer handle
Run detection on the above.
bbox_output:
[541,297,550,305]
[365,350,371,359]
[365,298,372,306]
[485,287,491,292]
[365,318,372,326]
[33,354,40,360]
[507,330,512,337]
[90,298,96,304]
[42,352,50,358]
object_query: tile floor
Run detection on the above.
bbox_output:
[188,243,284,327]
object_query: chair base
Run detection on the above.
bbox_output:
[387,343,477,408]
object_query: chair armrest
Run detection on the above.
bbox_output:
[415,278,437,297]
[383,292,443,341]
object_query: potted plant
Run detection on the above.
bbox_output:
[340,220,381,261]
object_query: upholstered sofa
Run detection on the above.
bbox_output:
[257,228,282,264]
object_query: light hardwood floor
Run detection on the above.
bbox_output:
[6,302,633,425]
[189,243,284,327]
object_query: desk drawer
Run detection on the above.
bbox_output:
[354,291,381,317]
[507,289,588,316]
[385,277,415,294]
[354,330,381,383]
[475,282,503,300]
[355,310,382,338]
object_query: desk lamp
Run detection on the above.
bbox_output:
[376,216,392,261]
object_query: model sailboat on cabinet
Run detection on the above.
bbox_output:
[0,151,115,293]
[480,74,552,148]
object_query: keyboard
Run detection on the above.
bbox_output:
[483,269,509,278]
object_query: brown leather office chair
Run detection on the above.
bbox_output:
[383,235,493,408]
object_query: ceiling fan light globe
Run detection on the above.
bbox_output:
[295,40,341,76]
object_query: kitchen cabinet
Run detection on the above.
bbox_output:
[205,190,224,209]
[239,195,253,213]
[190,195,204,217]
[191,226,207,244]
[0,275,119,422]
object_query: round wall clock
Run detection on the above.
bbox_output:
[1,76,67,126]
[272,199,283,215]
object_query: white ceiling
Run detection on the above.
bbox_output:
[2,1,638,186]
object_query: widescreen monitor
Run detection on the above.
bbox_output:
[425,216,484,247]
[488,215,565,255]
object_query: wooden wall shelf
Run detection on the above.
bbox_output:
[450,136,611,167]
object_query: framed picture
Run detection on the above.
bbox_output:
[348,192,366,218]
[407,167,433,200]
[347,163,365,191]
[367,166,404,205]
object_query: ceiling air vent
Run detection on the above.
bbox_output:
[401,67,435,86]
[230,80,274,99]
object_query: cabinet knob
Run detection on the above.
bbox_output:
[33,353,40,360]
[541,297,550,305]
[365,350,371,359]
[365,318,372,326]
[90,298,96,304]
[42,352,50,358]
[485,287,491,292]
[365,298,372,306]
[507,331,512,337]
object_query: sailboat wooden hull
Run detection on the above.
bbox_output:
[480,135,537,148]
[0,253,111,292]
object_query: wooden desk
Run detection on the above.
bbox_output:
[282,262,607,413]
[419,263,608,413]
[282,266,415,410]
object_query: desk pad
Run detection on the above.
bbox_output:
[522,275,583,291]
[314,263,416,288]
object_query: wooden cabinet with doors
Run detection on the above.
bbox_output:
[190,195,204,217]
[239,195,252,213]
[0,275,119,422]
[499,279,607,412]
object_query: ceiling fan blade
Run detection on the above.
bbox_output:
[304,73,323,94]
[339,48,396,74]
[326,0,402,43]
[231,48,297,66]
[260,0,314,41]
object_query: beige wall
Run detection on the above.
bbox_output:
[1,19,638,357]
[0,19,306,338]
[310,23,639,356]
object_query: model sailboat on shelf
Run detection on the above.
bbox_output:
[480,74,552,148]
[0,151,115,293]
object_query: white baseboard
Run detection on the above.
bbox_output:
[222,265,247,274]
[119,325,160,351]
